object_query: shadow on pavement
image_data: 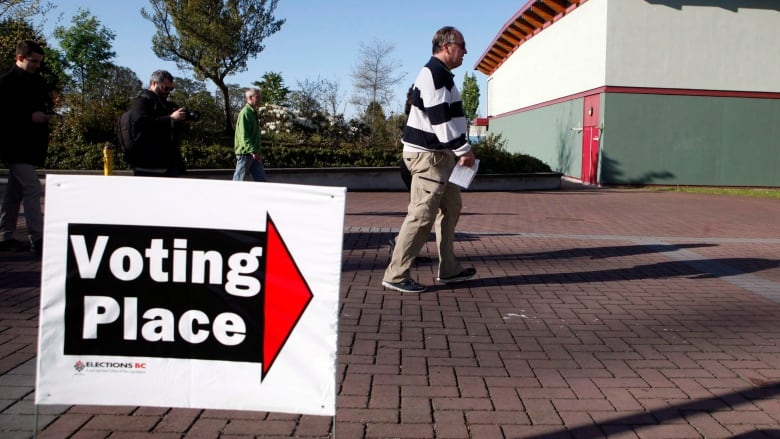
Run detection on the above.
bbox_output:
[526,381,780,439]
[470,258,779,286]
[477,243,719,261]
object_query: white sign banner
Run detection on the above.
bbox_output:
[35,175,344,416]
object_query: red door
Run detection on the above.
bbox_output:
[581,94,600,184]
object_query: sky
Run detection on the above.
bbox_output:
[37,1,526,119]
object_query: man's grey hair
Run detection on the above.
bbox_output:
[149,70,174,85]
[432,26,461,54]
[245,88,261,99]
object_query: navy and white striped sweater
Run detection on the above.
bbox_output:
[402,57,471,155]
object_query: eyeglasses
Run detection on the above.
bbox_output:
[446,40,466,50]
[160,84,175,92]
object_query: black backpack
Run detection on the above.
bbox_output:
[114,110,133,155]
[114,93,164,161]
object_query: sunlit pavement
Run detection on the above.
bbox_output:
[2,183,780,438]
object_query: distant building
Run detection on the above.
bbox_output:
[469,117,489,142]
[475,0,780,186]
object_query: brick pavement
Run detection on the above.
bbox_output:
[1,184,780,438]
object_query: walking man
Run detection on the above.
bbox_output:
[233,88,267,182]
[0,41,55,254]
[126,70,188,177]
[382,26,477,293]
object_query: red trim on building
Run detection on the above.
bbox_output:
[602,86,780,99]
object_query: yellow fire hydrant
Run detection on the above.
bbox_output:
[103,143,113,176]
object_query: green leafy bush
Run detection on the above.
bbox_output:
[471,133,552,174]
[181,142,235,169]
[37,132,553,175]
[46,141,105,170]
[264,146,399,168]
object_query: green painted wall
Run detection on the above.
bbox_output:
[489,93,780,186]
[602,93,780,186]
[488,99,583,178]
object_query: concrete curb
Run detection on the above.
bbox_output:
[0,167,563,191]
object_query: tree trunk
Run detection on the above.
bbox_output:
[217,81,233,134]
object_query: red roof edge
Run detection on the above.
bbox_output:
[472,0,535,73]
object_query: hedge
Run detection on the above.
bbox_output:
[38,133,552,174]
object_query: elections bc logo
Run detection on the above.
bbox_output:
[73,360,147,373]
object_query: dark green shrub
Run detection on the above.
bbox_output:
[263,147,399,168]
[472,133,552,173]
[181,142,235,169]
[34,133,552,174]
[46,141,104,170]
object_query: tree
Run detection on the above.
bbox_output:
[253,71,288,106]
[361,101,392,146]
[350,39,405,111]
[101,65,142,104]
[169,77,226,144]
[320,78,344,116]
[289,77,325,119]
[0,0,52,26]
[142,0,285,133]
[350,39,405,146]
[53,9,116,97]
[0,18,38,71]
[54,63,139,145]
[0,18,64,100]
[461,72,480,129]
[0,0,55,76]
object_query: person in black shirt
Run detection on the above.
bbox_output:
[126,70,188,177]
[0,41,54,254]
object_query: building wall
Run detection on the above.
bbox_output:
[601,93,780,186]
[483,0,780,186]
[605,1,780,92]
[488,98,583,178]
[600,0,780,185]
[486,0,608,117]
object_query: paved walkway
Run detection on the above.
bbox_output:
[1,184,780,438]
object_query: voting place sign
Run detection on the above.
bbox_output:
[36,175,344,416]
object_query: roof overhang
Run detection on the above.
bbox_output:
[475,0,588,76]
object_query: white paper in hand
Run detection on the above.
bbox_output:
[449,159,480,189]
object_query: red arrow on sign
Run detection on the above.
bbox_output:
[262,215,313,380]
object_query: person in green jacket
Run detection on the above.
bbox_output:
[233,88,266,181]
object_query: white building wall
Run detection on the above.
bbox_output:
[605,1,780,92]
[486,0,609,117]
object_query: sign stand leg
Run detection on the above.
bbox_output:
[332,415,336,438]
[33,404,39,439]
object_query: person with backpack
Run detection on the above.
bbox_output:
[123,70,188,177]
[0,41,55,254]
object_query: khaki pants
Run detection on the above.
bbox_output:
[383,151,464,283]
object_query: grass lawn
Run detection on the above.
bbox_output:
[648,186,780,199]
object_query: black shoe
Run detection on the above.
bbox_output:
[382,279,427,293]
[437,267,477,284]
[0,239,31,252]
